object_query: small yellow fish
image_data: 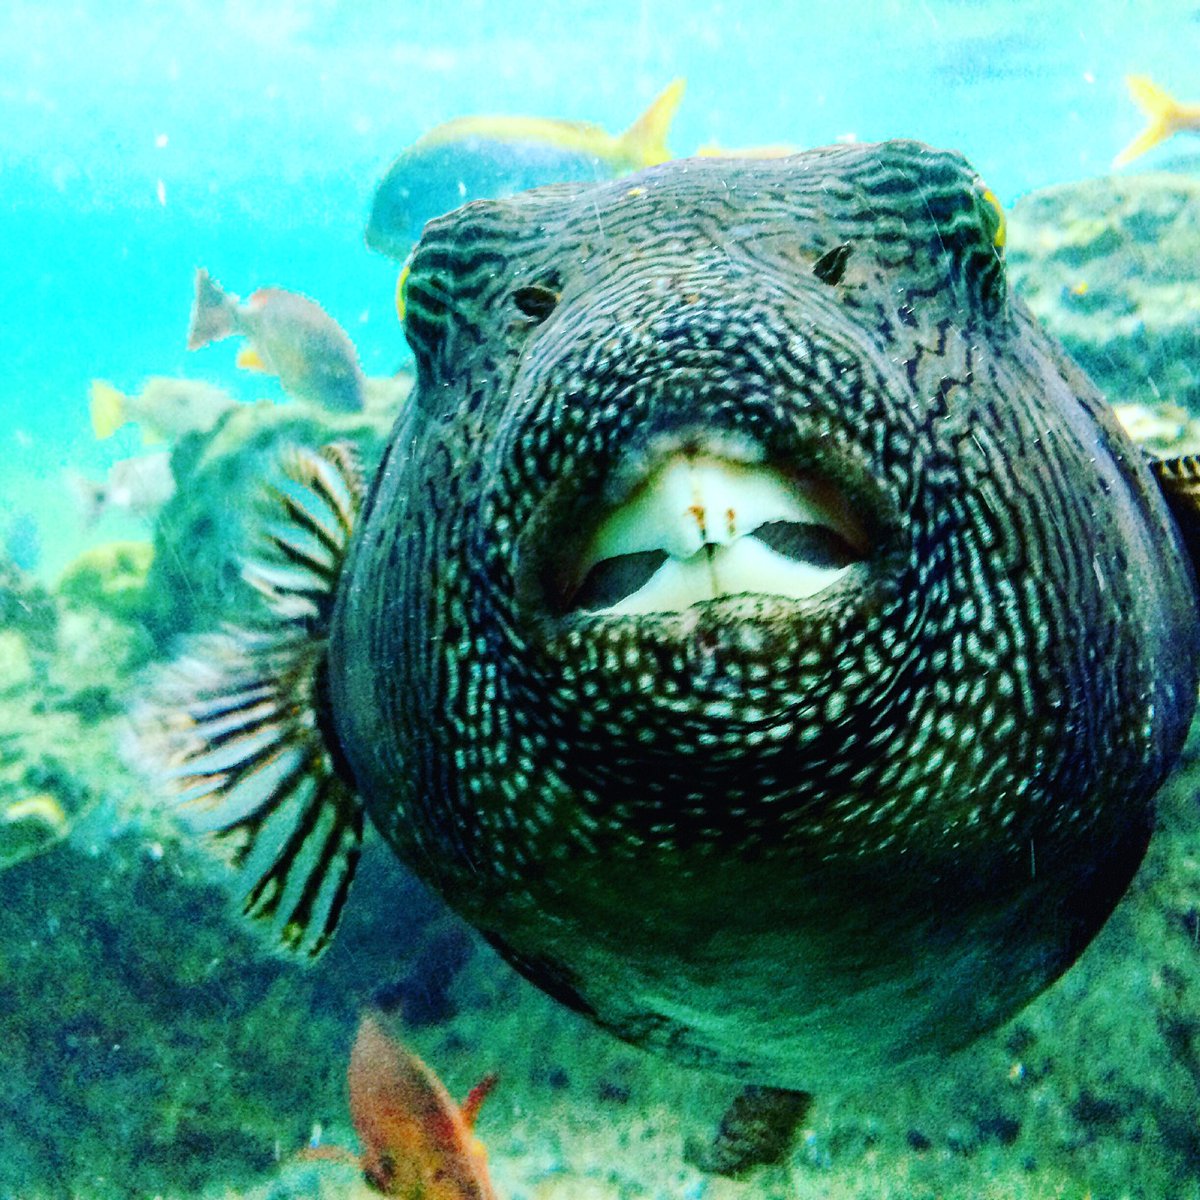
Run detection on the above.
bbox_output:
[366,80,685,260]
[1113,76,1200,167]
[416,80,683,170]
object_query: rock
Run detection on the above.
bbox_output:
[1007,173,1200,413]
[57,540,154,625]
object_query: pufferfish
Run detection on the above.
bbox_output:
[143,140,1200,1097]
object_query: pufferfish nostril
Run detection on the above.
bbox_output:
[513,282,561,322]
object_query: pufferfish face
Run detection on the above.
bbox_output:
[333,140,1198,1087]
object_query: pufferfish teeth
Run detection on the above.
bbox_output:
[569,454,865,614]
[582,454,821,566]
[599,536,853,616]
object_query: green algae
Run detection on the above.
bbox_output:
[57,540,154,626]
[140,385,406,646]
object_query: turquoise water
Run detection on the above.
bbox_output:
[6,4,1200,1199]
[4,0,1199,573]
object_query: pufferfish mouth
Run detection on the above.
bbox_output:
[554,450,872,615]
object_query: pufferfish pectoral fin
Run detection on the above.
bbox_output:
[132,442,366,957]
[1151,454,1200,574]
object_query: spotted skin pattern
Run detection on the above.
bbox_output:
[330,141,1200,1087]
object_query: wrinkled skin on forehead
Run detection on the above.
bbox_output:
[330,140,1200,1088]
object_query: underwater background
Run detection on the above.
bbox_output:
[6,0,1200,578]
[6,1,1200,1197]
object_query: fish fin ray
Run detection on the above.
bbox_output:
[460,1073,500,1129]
[131,442,366,957]
[89,380,126,440]
[1114,75,1180,166]
[619,78,686,169]
[1152,454,1200,570]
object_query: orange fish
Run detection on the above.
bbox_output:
[187,268,366,412]
[303,1012,499,1198]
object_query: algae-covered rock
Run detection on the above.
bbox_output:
[0,556,57,652]
[1007,173,1200,412]
[57,539,155,624]
[142,379,409,644]
[0,791,69,868]
[0,630,34,693]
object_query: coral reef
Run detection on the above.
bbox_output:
[57,540,154,626]
[142,381,408,646]
[0,556,57,655]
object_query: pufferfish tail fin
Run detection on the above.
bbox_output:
[134,443,365,957]
[1113,76,1184,167]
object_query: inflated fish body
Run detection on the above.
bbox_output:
[153,141,1200,1091]
[335,141,1199,1086]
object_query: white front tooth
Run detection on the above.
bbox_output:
[712,535,849,600]
[583,458,704,567]
[690,458,816,545]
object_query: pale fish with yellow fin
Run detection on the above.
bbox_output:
[89,377,239,443]
[68,451,176,527]
[365,79,685,261]
[1113,75,1200,167]
[140,142,1200,1175]
[187,270,366,413]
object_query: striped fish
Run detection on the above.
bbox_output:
[140,142,1200,1107]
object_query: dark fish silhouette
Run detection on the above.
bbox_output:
[142,142,1200,1097]
[365,81,684,261]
